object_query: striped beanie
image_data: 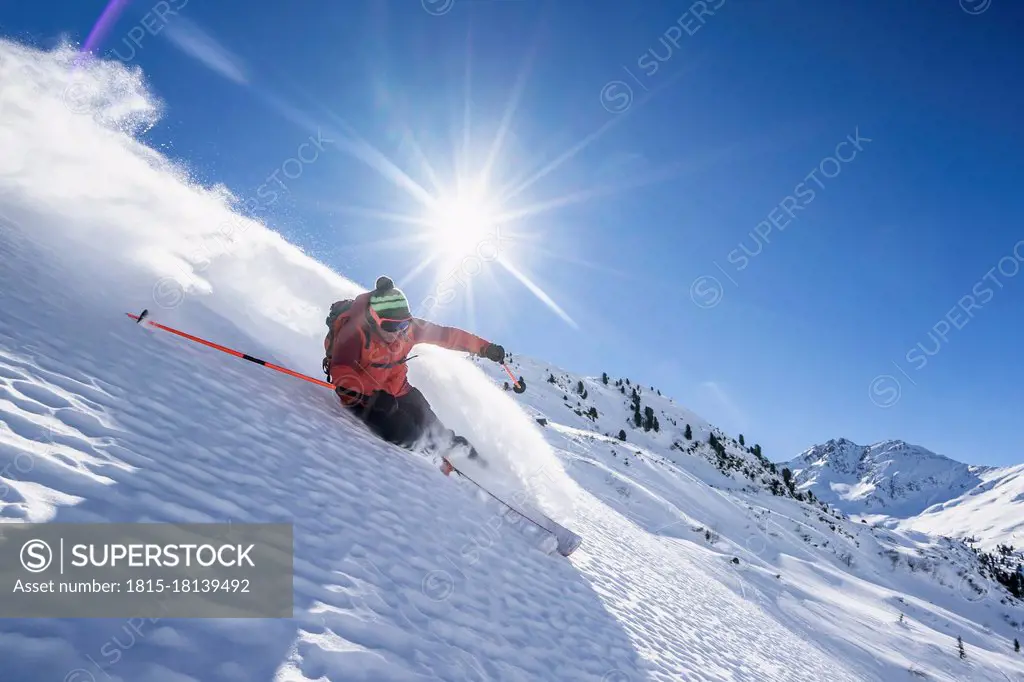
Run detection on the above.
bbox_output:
[369,276,412,319]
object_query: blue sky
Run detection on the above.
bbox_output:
[4,0,1023,466]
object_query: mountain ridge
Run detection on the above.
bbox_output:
[780,436,1022,550]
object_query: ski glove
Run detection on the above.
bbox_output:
[481,343,505,363]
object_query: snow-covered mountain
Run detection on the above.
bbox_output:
[781,438,993,516]
[1,39,1023,681]
[782,438,1024,551]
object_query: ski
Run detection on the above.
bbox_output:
[441,457,583,558]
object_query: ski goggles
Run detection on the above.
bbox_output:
[380,318,411,333]
[369,307,411,333]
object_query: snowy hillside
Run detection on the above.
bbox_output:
[899,464,1024,551]
[2,39,1024,682]
[474,356,1024,679]
[783,438,1024,552]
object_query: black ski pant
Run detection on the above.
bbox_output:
[348,387,476,456]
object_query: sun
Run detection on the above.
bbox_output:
[425,190,499,261]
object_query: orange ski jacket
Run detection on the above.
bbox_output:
[325,292,490,405]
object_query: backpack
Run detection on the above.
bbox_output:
[322,299,355,380]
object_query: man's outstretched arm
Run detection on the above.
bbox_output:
[410,319,504,361]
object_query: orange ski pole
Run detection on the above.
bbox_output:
[126,309,335,390]
[502,363,525,393]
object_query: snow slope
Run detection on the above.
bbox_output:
[899,464,1024,552]
[783,438,1024,551]
[476,356,1024,681]
[1,39,1023,681]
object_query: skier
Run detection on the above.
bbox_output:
[323,276,506,465]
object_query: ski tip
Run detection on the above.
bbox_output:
[559,538,583,557]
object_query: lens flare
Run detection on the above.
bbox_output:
[82,0,134,54]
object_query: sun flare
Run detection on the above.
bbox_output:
[426,190,499,260]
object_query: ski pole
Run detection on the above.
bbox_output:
[126,309,336,390]
[502,363,525,393]
[441,457,551,533]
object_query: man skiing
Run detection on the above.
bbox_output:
[323,276,506,464]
